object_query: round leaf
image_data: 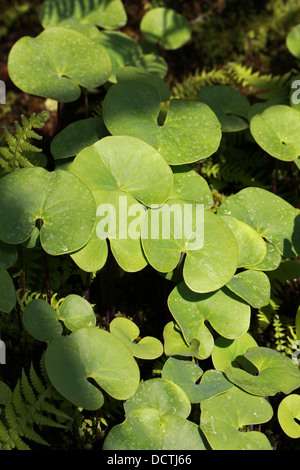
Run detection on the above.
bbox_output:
[163,321,200,358]
[0,168,96,256]
[102,81,221,165]
[250,105,300,161]
[170,165,213,207]
[286,24,300,59]
[23,299,62,342]
[200,386,273,450]
[8,27,112,102]
[59,295,96,331]
[140,8,191,50]
[278,395,300,439]
[45,327,140,410]
[110,317,163,359]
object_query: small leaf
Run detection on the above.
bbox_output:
[250,105,300,161]
[163,321,200,358]
[212,334,258,372]
[110,317,163,359]
[140,8,191,50]
[59,295,96,331]
[278,395,300,439]
[23,299,62,342]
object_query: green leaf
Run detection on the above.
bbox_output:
[218,187,300,258]
[0,262,16,313]
[278,395,300,439]
[198,85,250,132]
[71,135,173,207]
[102,81,221,165]
[140,8,191,50]
[163,321,200,358]
[58,295,96,331]
[124,378,191,418]
[170,165,213,207]
[8,27,112,102]
[0,241,18,269]
[212,334,258,372]
[110,317,163,360]
[226,270,271,308]
[219,216,266,268]
[40,0,127,30]
[162,358,233,403]
[250,105,300,161]
[142,209,238,293]
[245,241,281,272]
[23,299,63,342]
[286,24,300,59]
[224,347,300,396]
[45,327,140,410]
[23,296,96,341]
[0,168,96,256]
[200,386,273,450]
[51,118,109,160]
[168,282,251,359]
[103,408,207,450]
[116,66,170,101]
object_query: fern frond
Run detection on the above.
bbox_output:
[0,111,49,176]
[0,359,71,450]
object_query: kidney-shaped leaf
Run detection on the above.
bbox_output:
[278,395,300,439]
[200,385,273,450]
[45,327,140,410]
[110,317,163,360]
[162,357,233,404]
[224,347,300,396]
[250,105,300,161]
[218,187,300,258]
[8,27,112,102]
[168,282,251,359]
[103,408,206,450]
[40,0,127,30]
[0,168,96,256]
[102,81,221,165]
[140,7,191,50]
